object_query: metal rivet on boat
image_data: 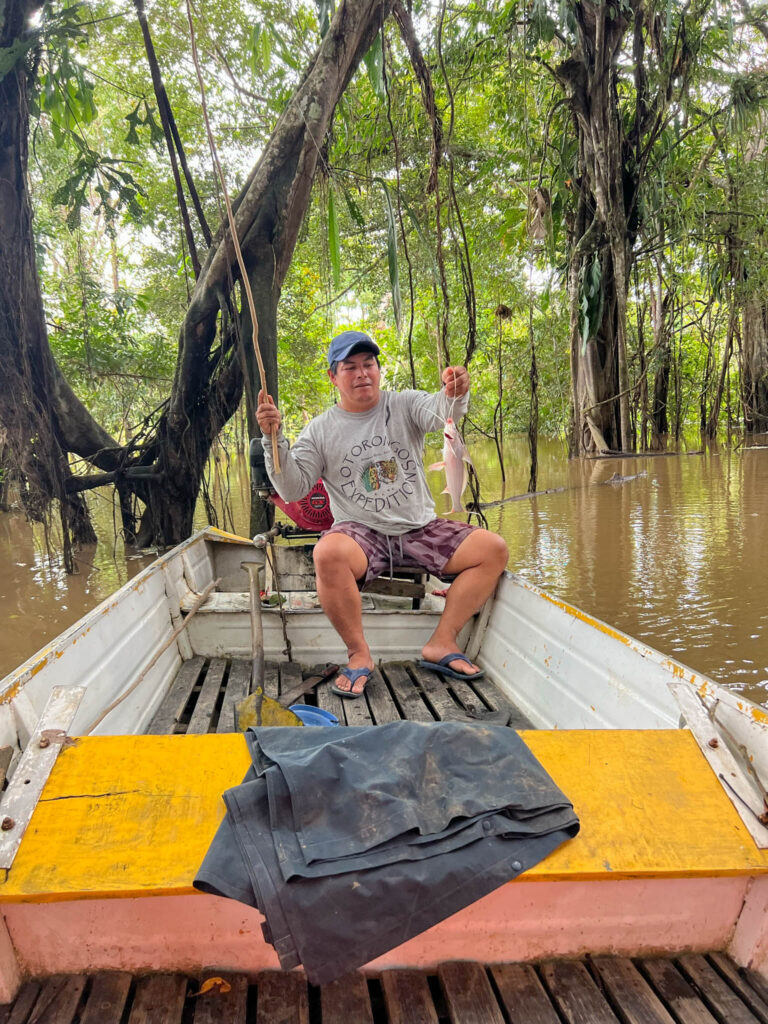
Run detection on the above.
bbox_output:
[38,737,50,749]
[1,818,14,831]
[482,820,492,832]
[511,860,522,872]
[708,738,719,748]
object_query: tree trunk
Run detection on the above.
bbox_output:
[705,302,735,439]
[1,0,393,553]
[132,0,392,544]
[650,286,673,450]
[568,227,622,454]
[560,1,637,456]
[741,296,768,433]
[0,0,97,558]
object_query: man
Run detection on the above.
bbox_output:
[256,330,508,698]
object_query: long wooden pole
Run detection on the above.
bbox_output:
[184,0,281,473]
[242,562,265,725]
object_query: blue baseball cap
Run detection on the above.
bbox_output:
[327,330,379,365]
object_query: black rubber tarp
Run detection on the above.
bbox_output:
[194,720,579,984]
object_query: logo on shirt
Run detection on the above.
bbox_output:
[339,436,419,511]
[361,458,398,491]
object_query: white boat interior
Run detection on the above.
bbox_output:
[2,526,765,835]
[0,524,715,745]
[0,526,765,1003]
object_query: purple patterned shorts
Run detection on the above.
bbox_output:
[321,518,477,587]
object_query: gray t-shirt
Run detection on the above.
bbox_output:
[262,389,469,536]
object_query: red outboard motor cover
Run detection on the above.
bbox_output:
[270,479,334,532]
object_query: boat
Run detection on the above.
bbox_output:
[0,524,765,1004]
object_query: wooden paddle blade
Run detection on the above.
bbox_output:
[235,690,303,730]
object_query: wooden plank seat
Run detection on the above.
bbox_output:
[180,568,429,614]
[2,954,768,1023]
[181,539,431,611]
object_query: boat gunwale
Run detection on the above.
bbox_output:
[0,528,234,700]
[504,571,768,725]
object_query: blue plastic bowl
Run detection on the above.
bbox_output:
[289,704,340,727]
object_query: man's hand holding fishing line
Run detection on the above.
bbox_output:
[441,365,470,399]
[258,331,508,698]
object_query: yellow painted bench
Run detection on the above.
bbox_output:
[1,729,767,903]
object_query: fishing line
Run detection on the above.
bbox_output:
[183,0,281,473]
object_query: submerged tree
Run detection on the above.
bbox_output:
[0,0,101,567]
[1,0,394,548]
[545,0,711,455]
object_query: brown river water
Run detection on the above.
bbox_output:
[1,438,767,707]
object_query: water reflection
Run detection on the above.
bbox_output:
[1,440,767,707]
[0,507,153,676]
[489,444,768,706]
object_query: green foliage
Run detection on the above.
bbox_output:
[0,33,37,78]
[1,3,86,81]
[579,254,603,355]
[363,31,385,100]
[247,23,272,75]
[527,0,557,47]
[327,188,341,289]
[314,0,333,38]
[47,262,175,438]
[15,0,768,461]
[379,181,402,333]
[124,99,164,147]
[52,147,145,230]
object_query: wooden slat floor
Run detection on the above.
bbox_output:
[5,954,768,1023]
[147,657,533,735]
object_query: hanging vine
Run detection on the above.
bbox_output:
[434,0,477,366]
[392,0,451,369]
[382,28,417,387]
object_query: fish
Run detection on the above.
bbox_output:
[428,418,473,513]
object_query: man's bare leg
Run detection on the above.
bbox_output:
[421,530,508,676]
[313,533,373,694]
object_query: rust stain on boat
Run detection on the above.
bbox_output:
[0,680,22,703]
[661,660,695,680]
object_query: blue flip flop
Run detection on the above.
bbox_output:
[331,666,373,699]
[418,653,485,682]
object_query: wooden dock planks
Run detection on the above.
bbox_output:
[216,660,251,734]
[438,961,506,1024]
[491,962,562,1024]
[540,959,621,1023]
[153,657,531,734]
[191,975,248,1024]
[319,973,374,1024]
[0,956,766,1023]
[380,970,438,1024]
[146,656,205,734]
[78,973,132,1024]
[591,958,677,1024]
[186,658,227,734]
[676,954,767,1024]
[255,972,308,1024]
